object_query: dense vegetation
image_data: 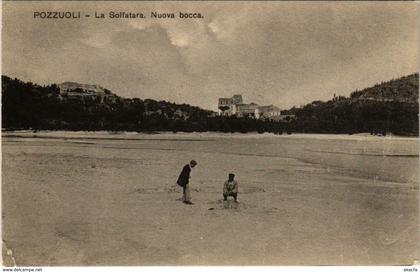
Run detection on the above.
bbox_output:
[286,74,419,136]
[2,74,418,135]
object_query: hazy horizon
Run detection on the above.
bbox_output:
[2,1,418,111]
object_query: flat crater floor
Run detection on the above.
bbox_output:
[2,131,419,265]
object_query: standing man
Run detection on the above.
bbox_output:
[177,160,197,205]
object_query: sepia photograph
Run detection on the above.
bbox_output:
[1,0,419,267]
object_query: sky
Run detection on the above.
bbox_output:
[2,1,418,111]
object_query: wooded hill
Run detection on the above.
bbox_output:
[284,73,419,135]
[2,73,418,135]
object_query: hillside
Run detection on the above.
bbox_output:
[350,73,418,103]
[1,76,215,131]
[1,74,418,135]
[286,73,419,135]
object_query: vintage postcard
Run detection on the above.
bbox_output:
[1,1,419,267]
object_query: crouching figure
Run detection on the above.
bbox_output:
[223,173,238,202]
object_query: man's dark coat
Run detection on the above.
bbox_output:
[177,164,191,187]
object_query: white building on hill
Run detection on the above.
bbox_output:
[218,95,282,120]
[218,94,243,115]
[58,82,117,103]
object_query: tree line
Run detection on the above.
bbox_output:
[2,74,418,136]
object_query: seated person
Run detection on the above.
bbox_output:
[223,173,238,202]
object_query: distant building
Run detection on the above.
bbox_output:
[218,94,243,115]
[236,103,259,118]
[256,105,281,119]
[58,82,116,103]
[217,95,284,120]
